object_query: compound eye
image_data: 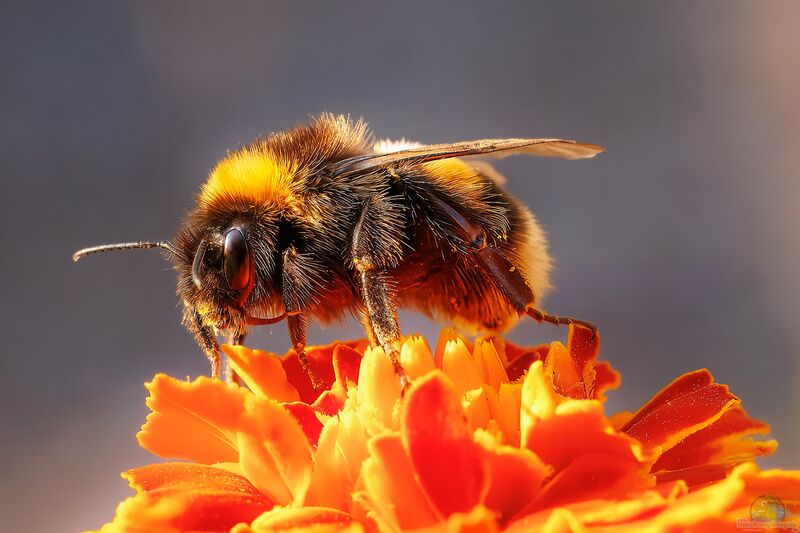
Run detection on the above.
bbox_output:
[223,228,250,290]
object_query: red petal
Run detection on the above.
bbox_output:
[593,361,621,402]
[280,342,360,403]
[544,325,602,400]
[333,344,363,389]
[652,406,776,473]
[621,370,739,453]
[566,323,599,374]
[401,371,488,518]
[283,402,324,447]
[280,357,332,404]
[311,390,345,417]
[111,462,272,532]
[519,452,649,515]
[504,344,549,383]
[654,463,733,488]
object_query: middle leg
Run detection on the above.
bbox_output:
[282,246,325,391]
[351,196,408,385]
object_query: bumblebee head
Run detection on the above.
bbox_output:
[73,208,286,337]
[171,204,289,334]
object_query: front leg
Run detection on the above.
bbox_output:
[224,333,246,384]
[282,246,325,391]
[351,196,408,385]
[186,307,221,379]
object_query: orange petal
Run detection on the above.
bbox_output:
[737,463,800,514]
[538,325,602,400]
[400,335,436,380]
[306,418,353,511]
[463,387,492,430]
[475,429,550,525]
[519,361,559,437]
[249,506,364,532]
[335,410,371,481]
[621,370,740,454]
[401,371,489,518]
[222,345,301,402]
[97,462,272,533]
[426,505,499,533]
[307,410,371,510]
[137,374,245,464]
[236,396,313,506]
[524,398,643,474]
[473,338,509,391]
[544,341,586,398]
[506,483,687,532]
[441,337,483,396]
[488,382,522,446]
[652,406,776,473]
[638,463,751,531]
[609,410,634,430]
[433,328,461,369]
[360,433,440,531]
[357,346,402,428]
[522,362,641,476]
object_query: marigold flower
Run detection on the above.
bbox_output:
[92,326,800,532]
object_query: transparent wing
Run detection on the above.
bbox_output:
[333,138,603,177]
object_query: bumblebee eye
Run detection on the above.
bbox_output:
[223,228,250,290]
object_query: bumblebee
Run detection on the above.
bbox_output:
[74,114,602,388]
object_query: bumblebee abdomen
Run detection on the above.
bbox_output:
[392,161,552,334]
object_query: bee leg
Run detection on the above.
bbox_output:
[358,268,410,389]
[476,245,598,338]
[287,314,324,391]
[425,193,598,338]
[188,307,221,379]
[360,314,379,346]
[282,246,325,391]
[351,201,409,388]
[224,333,246,384]
[525,307,598,335]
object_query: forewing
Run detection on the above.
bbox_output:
[332,138,603,177]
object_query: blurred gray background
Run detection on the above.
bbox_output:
[2,1,799,531]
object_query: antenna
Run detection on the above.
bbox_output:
[72,241,179,262]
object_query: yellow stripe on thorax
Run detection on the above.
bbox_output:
[200,146,295,207]
[423,157,480,184]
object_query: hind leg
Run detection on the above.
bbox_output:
[423,192,597,336]
[525,307,597,332]
[351,197,409,387]
[475,245,597,337]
